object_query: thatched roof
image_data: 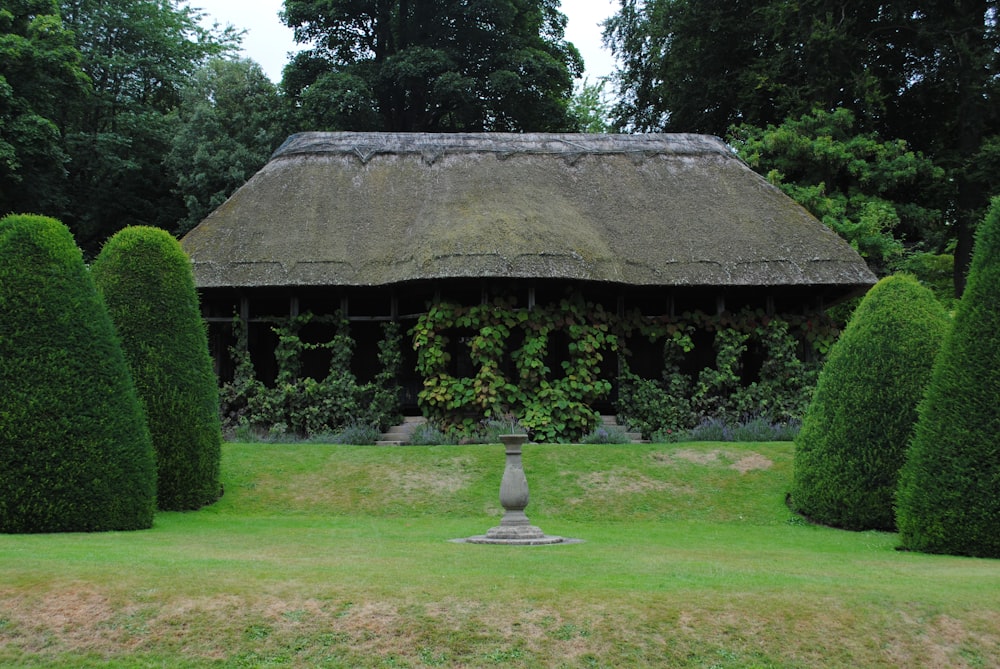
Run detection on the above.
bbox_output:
[180,132,876,293]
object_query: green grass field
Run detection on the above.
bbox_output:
[1,442,997,668]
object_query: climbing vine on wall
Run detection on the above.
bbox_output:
[412,293,838,441]
[219,312,403,436]
[411,293,618,442]
[617,309,832,436]
[218,294,837,442]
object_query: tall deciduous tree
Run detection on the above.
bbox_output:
[0,0,87,217]
[888,1,1000,295]
[280,0,583,132]
[605,0,1000,292]
[604,0,784,133]
[166,58,289,235]
[58,0,239,252]
[568,78,613,134]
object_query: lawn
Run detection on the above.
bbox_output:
[1,442,997,668]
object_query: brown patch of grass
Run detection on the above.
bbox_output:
[884,611,1000,669]
[383,465,473,496]
[729,452,773,473]
[2,585,1000,667]
[36,587,116,632]
[668,448,724,465]
[653,448,774,474]
[577,468,678,494]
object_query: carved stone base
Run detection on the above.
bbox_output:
[462,509,568,545]
[464,528,565,545]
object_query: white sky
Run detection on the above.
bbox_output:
[191,0,617,84]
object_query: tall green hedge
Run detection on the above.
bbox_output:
[791,274,949,531]
[0,215,156,532]
[92,226,222,511]
[896,199,1000,557]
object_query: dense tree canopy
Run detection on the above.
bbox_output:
[0,0,87,216]
[57,0,239,252]
[605,0,1000,292]
[280,0,583,132]
[165,58,289,235]
[730,108,946,274]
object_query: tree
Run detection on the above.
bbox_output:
[604,0,785,133]
[58,0,239,253]
[896,198,1000,558]
[790,275,949,531]
[280,0,583,132]
[886,1,1000,295]
[729,108,946,274]
[568,78,613,134]
[605,0,932,135]
[92,226,222,510]
[0,0,87,217]
[604,0,1000,292]
[0,214,156,533]
[165,58,289,235]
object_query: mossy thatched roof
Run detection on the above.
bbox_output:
[180,132,876,293]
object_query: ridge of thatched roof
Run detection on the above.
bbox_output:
[180,132,876,292]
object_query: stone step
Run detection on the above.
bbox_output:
[378,416,427,444]
[600,415,647,443]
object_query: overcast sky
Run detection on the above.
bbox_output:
[193,0,617,84]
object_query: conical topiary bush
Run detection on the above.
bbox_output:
[92,226,222,511]
[896,198,1000,557]
[791,274,949,531]
[0,214,156,532]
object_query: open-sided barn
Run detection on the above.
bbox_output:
[180,132,875,434]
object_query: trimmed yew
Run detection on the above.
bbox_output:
[0,215,156,532]
[896,199,1000,558]
[92,226,222,511]
[791,274,949,531]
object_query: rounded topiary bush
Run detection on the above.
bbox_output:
[896,199,1000,558]
[790,274,949,531]
[92,226,222,511]
[0,214,156,533]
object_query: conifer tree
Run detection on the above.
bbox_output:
[0,214,155,532]
[791,274,949,530]
[92,226,222,510]
[896,199,1000,557]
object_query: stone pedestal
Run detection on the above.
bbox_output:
[465,434,564,545]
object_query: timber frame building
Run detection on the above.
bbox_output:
[180,132,876,414]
